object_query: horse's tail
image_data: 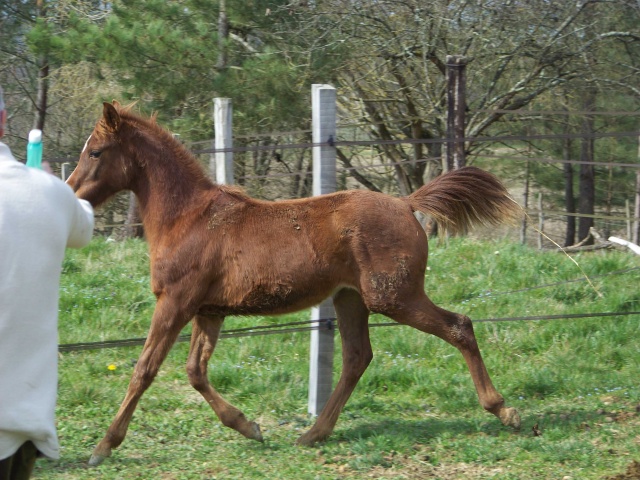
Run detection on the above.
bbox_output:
[404,166,521,236]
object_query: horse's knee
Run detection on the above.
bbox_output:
[131,362,160,390]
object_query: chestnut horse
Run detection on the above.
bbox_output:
[67,102,522,466]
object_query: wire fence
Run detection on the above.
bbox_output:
[58,310,640,353]
[58,266,640,353]
[53,111,640,398]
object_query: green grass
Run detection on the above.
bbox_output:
[34,237,640,479]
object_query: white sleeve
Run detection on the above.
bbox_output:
[67,198,94,248]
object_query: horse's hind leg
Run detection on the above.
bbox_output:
[297,288,372,446]
[186,314,263,442]
[388,294,520,429]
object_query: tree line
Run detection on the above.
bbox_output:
[1,0,639,246]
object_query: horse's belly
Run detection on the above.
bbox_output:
[200,280,351,316]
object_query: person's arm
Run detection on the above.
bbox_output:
[67,197,94,248]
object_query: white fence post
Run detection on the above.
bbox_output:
[61,162,71,181]
[308,84,337,416]
[212,98,233,184]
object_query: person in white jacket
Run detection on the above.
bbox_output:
[0,84,95,478]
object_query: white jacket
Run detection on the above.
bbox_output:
[0,142,94,460]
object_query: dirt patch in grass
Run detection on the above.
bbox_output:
[363,461,509,479]
[322,446,513,479]
[330,457,512,479]
[604,460,640,480]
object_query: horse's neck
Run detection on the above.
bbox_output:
[133,144,215,233]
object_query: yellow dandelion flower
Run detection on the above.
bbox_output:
[107,364,117,371]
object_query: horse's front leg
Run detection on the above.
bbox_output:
[89,296,192,466]
[186,314,263,441]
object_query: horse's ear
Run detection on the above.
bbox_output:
[103,102,121,132]
[112,99,121,107]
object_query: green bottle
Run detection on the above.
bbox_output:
[26,129,43,169]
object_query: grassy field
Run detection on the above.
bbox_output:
[33,237,640,479]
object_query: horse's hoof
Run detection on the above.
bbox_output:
[88,444,112,467]
[248,422,264,442]
[296,432,315,447]
[88,453,107,467]
[238,421,263,442]
[296,429,325,447]
[500,407,521,430]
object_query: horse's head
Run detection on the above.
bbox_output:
[67,102,139,207]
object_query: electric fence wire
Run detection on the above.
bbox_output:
[58,266,640,353]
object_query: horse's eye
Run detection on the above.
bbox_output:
[89,150,102,159]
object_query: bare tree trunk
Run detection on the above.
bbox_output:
[604,166,613,239]
[446,55,466,171]
[563,135,576,246]
[216,0,228,70]
[578,90,596,244]
[634,150,640,245]
[521,160,530,245]
[32,58,49,131]
[287,140,313,199]
[124,192,144,239]
[336,149,381,192]
[290,149,306,198]
[352,79,413,194]
[32,0,48,131]
[388,60,427,190]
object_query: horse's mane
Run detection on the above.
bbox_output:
[106,102,179,150]
[101,102,250,200]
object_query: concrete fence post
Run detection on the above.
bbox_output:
[61,162,71,181]
[308,84,337,416]
[212,98,233,185]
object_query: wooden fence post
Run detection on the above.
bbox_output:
[308,84,336,416]
[445,55,467,172]
[212,98,233,185]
